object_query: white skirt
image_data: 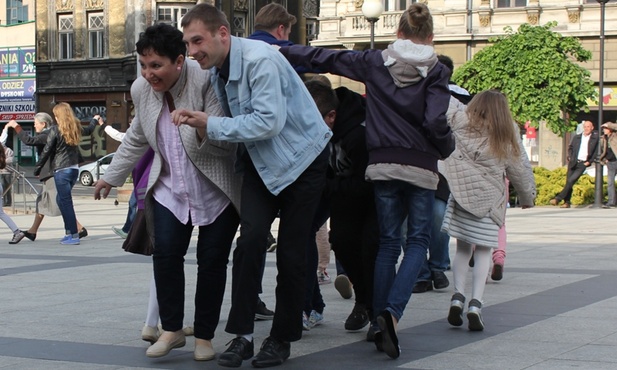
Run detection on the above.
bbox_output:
[441,196,499,248]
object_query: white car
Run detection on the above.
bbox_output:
[78,153,114,186]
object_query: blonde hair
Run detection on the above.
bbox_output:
[397,3,433,41]
[52,102,82,146]
[466,90,521,161]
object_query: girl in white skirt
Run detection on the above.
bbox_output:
[442,90,536,331]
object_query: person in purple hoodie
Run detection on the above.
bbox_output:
[280,3,454,359]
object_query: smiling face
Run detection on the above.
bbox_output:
[139,49,184,92]
[182,20,230,70]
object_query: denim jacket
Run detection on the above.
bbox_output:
[207,36,332,195]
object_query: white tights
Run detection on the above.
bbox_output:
[145,272,159,328]
[452,239,491,302]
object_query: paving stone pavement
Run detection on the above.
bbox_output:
[1,196,617,369]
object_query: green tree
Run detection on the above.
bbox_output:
[453,22,596,136]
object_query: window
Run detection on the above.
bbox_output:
[6,0,28,25]
[88,12,105,58]
[232,12,247,37]
[58,14,74,60]
[306,19,318,42]
[383,0,416,12]
[496,0,526,7]
[157,5,191,29]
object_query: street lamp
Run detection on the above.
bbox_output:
[362,0,383,49]
[594,0,610,208]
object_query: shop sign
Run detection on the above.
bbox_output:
[0,78,35,102]
[0,101,35,121]
[0,47,35,78]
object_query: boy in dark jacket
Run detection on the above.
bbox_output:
[305,79,379,339]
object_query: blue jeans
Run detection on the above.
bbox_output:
[372,180,434,322]
[417,197,450,281]
[121,191,137,233]
[54,168,78,235]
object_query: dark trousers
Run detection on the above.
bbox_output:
[225,149,328,342]
[330,195,379,314]
[556,162,588,203]
[304,200,330,316]
[153,200,239,340]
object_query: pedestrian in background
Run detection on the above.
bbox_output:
[600,121,617,208]
[0,140,25,244]
[549,120,598,208]
[5,114,89,243]
[95,115,137,238]
[34,102,84,245]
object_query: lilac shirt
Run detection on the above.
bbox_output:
[152,100,230,226]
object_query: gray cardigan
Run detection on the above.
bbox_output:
[102,58,242,224]
[443,99,536,227]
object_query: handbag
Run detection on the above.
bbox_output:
[121,209,153,256]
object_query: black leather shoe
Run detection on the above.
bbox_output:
[412,280,433,293]
[78,227,88,239]
[431,270,450,290]
[218,337,254,368]
[251,337,290,368]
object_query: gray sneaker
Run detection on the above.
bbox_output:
[467,299,484,331]
[447,293,465,327]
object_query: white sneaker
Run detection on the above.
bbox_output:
[308,310,323,329]
[317,270,331,285]
[112,226,128,239]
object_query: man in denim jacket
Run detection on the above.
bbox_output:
[172,4,331,368]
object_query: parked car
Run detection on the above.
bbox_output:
[79,153,114,186]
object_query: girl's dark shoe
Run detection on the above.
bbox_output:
[23,231,36,241]
[376,310,400,359]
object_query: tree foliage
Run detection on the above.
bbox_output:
[453,22,596,137]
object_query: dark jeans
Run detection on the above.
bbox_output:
[556,161,587,203]
[304,200,329,316]
[373,180,434,321]
[225,149,327,342]
[1,173,12,206]
[417,197,450,281]
[121,191,137,233]
[153,200,239,340]
[54,168,78,235]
